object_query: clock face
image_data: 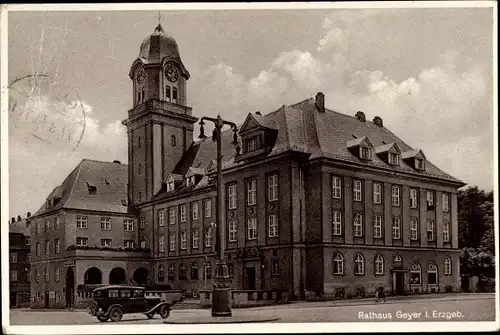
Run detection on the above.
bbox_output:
[137,68,146,85]
[165,64,179,83]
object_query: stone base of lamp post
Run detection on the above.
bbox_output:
[211,260,232,317]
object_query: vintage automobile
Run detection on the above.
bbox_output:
[88,285,182,322]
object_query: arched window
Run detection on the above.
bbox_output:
[138,136,142,148]
[172,87,178,104]
[394,255,402,263]
[444,257,452,275]
[410,263,421,285]
[179,264,187,280]
[333,253,344,275]
[191,262,199,280]
[165,85,171,102]
[375,255,384,275]
[427,262,438,285]
[141,88,145,103]
[354,253,364,275]
[205,262,212,280]
[158,265,165,282]
[171,135,176,147]
[168,264,175,280]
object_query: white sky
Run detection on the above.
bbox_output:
[3,3,495,219]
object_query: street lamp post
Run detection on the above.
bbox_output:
[199,114,238,317]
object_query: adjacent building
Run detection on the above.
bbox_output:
[9,215,31,307]
[28,23,465,308]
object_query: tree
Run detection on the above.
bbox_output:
[458,186,493,249]
[479,201,494,254]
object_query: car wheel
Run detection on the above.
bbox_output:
[146,313,154,319]
[97,315,109,322]
[108,306,123,322]
[159,305,170,319]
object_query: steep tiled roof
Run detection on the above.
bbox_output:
[159,95,464,194]
[9,218,31,236]
[32,159,132,217]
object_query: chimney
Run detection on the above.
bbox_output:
[11,217,15,224]
[373,116,383,127]
[355,111,366,122]
[27,212,31,218]
[113,160,121,164]
[17,215,22,222]
[315,92,325,113]
[255,111,261,116]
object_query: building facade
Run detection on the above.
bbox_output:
[9,215,31,307]
[27,23,465,308]
[123,24,464,300]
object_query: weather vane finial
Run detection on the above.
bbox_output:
[157,10,162,25]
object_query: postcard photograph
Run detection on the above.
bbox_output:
[1,2,498,334]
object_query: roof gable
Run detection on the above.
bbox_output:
[375,142,401,155]
[347,136,373,149]
[402,149,426,160]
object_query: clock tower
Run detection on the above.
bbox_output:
[123,24,198,205]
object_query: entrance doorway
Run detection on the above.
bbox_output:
[44,291,50,308]
[245,266,256,290]
[65,268,74,308]
[393,272,405,295]
[10,292,17,307]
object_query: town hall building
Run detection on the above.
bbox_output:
[27,23,465,308]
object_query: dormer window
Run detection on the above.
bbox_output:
[359,147,372,160]
[167,181,175,192]
[389,153,400,165]
[245,135,261,153]
[186,176,195,187]
[415,158,425,170]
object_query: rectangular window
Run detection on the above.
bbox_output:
[55,217,60,230]
[192,229,199,249]
[410,188,418,208]
[76,216,87,229]
[76,237,88,246]
[45,241,50,255]
[442,194,449,212]
[45,220,49,232]
[332,211,342,236]
[245,136,260,152]
[159,235,165,252]
[10,253,18,263]
[353,180,362,201]
[247,179,257,206]
[267,174,279,202]
[36,242,40,256]
[169,233,176,251]
[180,231,187,249]
[192,202,199,220]
[204,199,212,218]
[427,220,435,241]
[101,239,112,247]
[332,176,342,199]
[100,218,111,230]
[205,228,212,247]
[228,221,237,242]
[410,218,419,240]
[389,153,400,165]
[268,214,279,237]
[55,239,60,254]
[180,204,187,222]
[10,270,18,281]
[373,215,382,238]
[167,181,175,192]
[140,217,145,229]
[360,147,371,159]
[443,222,450,242]
[124,240,135,248]
[392,217,401,239]
[169,207,176,224]
[373,183,382,204]
[124,219,134,232]
[427,191,435,209]
[247,217,257,240]
[25,237,31,246]
[159,211,165,227]
[392,185,400,206]
[353,213,363,237]
[228,184,237,209]
[415,158,425,170]
[55,268,60,282]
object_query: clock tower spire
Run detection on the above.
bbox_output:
[123,25,197,205]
